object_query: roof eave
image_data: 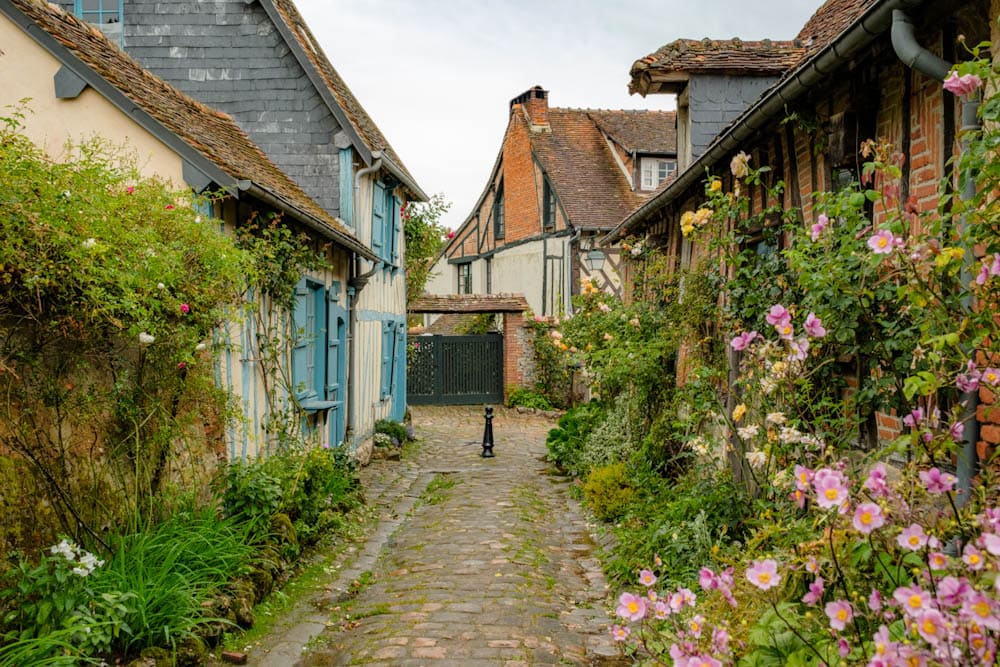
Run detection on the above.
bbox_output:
[374,150,428,202]
[239,181,379,261]
[604,0,924,244]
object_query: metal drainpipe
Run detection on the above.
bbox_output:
[891,8,980,506]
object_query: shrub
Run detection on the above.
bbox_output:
[581,463,634,522]
[580,392,643,471]
[216,445,360,547]
[545,402,606,476]
[505,387,554,411]
[89,510,254,654]
[373,419,408,444]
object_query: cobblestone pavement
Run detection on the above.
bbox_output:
[252,405,622,667]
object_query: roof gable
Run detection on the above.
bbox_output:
[587,109,677,155]
[531,108,663,231]
[631,38,805,94]
[2,0,374,258]
[262,0,423,197]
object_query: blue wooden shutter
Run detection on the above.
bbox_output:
[390,195,401,267]
[291,280,309,399]
[326,287,341,401]
[338,148,353,225]
[380,321,392,399]
[372,181,385,259]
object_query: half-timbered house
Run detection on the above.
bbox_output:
[425,87,676,318]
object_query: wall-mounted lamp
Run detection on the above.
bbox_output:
[583,249,605,272]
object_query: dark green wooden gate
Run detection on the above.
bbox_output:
[407,334,504,405]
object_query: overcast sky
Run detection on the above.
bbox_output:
[295,0,823,229]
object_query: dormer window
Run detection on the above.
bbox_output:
[74,0,123,44]
[640,157,677,190]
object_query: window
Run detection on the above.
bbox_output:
[485,258,492,294]
[457,263,472,294]
[292,280,328,405]
[542,179,556,231]
[74,0,122,43]
[380,320,405,403]
[493,183,505,239]
[640,157,677,190]
[371,180,400,268]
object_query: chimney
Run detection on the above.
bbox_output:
[509,86,549,129]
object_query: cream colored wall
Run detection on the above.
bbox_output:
[489,239,547,314]
[349,170,408,458]
[0,16,184,181]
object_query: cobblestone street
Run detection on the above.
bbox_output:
[247,406,621,666]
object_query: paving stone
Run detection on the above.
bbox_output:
[236,406,623,666]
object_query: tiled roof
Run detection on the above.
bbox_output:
[408,294,530,313]
[9,0,363,248]
[269,0,416,185]
[631,38,804,89]
[586,110,676,155]
[530,109,650,231]
[796,0,879,59]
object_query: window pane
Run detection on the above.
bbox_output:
[102,0,118,11]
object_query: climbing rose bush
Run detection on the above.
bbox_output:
[610,46,1000,666]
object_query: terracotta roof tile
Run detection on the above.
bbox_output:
[10,0,360,246]
[796,0,879,58]
[530,108,672,230]
[269,0,415,184]
[631,38,805,86]
[408,294,530,313]
[586,109,676,155]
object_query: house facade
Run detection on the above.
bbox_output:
[605,0,998,468]
[425,87,676,318]
[2,0,424,460]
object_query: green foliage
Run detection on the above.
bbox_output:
[581,463,634,522]
[545,402,606,476]
[456,312,498,335]
[217,445,360,547]
[0,111,249,549]
[580,392,643,471]
[524,315,573,408]
[505,387,554,411]
[0,541,132,664]
[90,509,253,653]
[402,194,450,300]
[603,466,751,588]
[373,419,408,444]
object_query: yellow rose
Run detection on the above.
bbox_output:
[710,179,722,192]
[732,403,747,423]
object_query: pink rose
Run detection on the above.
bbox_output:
[943,71,983,97]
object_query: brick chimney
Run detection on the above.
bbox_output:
[509,86,549,129]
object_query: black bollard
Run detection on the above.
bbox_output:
[481,405,495,458]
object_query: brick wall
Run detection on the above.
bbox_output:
[502,312,533,401]
[501,106,542,243]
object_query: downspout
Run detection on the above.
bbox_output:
[891,8,980,506]
[344,158,382,448]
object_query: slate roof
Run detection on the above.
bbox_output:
[268,0,416,186]
[587,110,677,155]
[6,0,374,256]
[408,294,530,314]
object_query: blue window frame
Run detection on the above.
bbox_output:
[371,180,400,269]
[74,0,123,44]
[292,279,327,405]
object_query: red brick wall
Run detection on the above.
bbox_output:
[502,311,531,400]
[501,106,542,243]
